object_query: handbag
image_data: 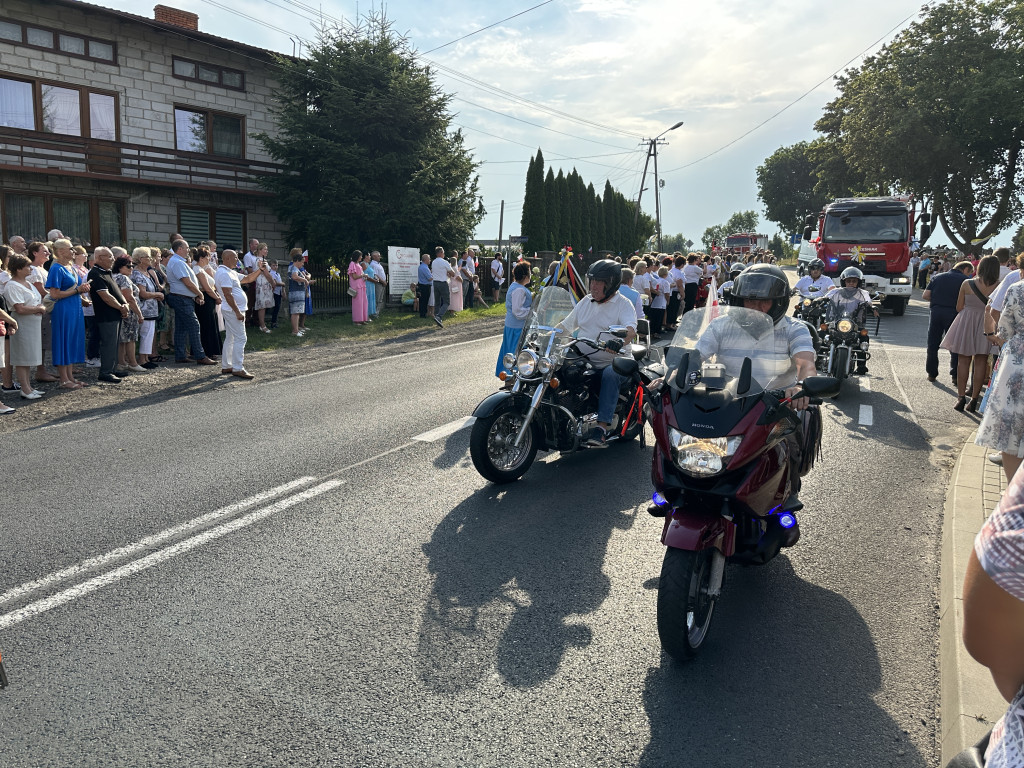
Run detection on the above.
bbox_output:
[347,286,358,298]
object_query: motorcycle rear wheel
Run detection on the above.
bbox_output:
[657,547,716,660]
[469,410,538,483]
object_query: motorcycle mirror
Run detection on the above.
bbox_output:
[802,226,813,241]
[608,325,629,339]
[799,376,840,399]
[612,356,639,377]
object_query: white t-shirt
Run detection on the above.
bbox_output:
[30,264,48,287]
[668,266,684,294]
[651,277,670,309]
[431,257,454,282]
[215,264,247,312]
[682,264,704,284]
[794,274,835,298]
[991,270,1023,313]
[696,315,814,389]
[491,258,504,285]
[460,256,475,278]
[242,252,257,273]
[633,272,651,304]
[558,292,638,365]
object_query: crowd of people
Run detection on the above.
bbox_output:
[410,247,491,327]
[0,231,321,413]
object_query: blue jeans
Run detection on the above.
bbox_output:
[598,364,627,424]
[167,293,205,361]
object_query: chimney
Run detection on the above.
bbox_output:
[154,5,199,31]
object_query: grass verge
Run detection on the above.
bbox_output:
[244,302,506,352]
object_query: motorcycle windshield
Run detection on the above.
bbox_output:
[665,306,788,395]
[517,285,576,356]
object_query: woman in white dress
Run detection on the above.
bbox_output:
[977,279,1024,481]
[2,254,46,399]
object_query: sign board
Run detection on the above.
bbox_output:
[388,246,421,298]
[790,233,802,245]
[509,235,528,243]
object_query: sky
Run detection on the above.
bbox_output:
[95,0,983,247]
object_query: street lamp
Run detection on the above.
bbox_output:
[635,121,683,253]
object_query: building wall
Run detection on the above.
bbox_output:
[0,0,282,161]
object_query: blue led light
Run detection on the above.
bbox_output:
[652,492,668,507]
[779,513,797,529]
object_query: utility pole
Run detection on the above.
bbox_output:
[497,200,505,295]
[634,121,683,253]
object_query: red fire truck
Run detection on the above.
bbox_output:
[724,232,769,254]
[800,196,929,316]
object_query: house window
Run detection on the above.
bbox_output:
[0,17,116,63]
[1,193,124,246]
[179,207,245,250]
[3,194,46,242]
[171,56,245,92]
[174,107,243,158]
[0,76,34,130]
[0,73,119,140]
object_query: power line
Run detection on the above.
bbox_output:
[421,0,556,55]
[661,7,924,174]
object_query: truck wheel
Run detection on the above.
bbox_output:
[892,297,907,316]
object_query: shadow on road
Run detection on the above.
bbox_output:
[639,556,927,767]
[825,390,929,450]
[417,452,637,693]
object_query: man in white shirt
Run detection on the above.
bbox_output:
[242,238,259,274]
[557,260,637,447]
[215,249,262,379]
[793,259,836,300]
[431,246,455,327]
[459,249,476,309]
[491,253,505,303]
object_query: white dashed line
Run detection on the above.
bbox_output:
[859,377,872,393]
[859,404,874,426]
[413,416,476,443]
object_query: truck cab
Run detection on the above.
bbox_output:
[801,196,926,317]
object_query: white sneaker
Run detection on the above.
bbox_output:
[85,359,101,367]
[128,365,146,372]
[20,391,42,400]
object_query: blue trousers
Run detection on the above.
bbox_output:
[927,307,958,379]
[167,293,206,362]
[598,364,627,424]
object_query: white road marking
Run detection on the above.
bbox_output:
[413,416,476,443]
[0,477,316,607]
[0,480,343,632]
[859,404,874,426]
[878,340,920,426]
[859,377,871,392]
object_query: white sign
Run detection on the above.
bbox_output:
[388,246,421,298]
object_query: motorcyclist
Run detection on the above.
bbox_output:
[793,259,835,304]
[717,265,743,301]
[828,266,878,374]
[556,259,638,448]
[695,264,818,511]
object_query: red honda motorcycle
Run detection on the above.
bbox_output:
[613,306,838,660]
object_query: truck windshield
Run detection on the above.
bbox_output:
[725,236,751,248]
[823,211,907,244]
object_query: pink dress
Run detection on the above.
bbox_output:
[449,272,464,312]
[348,261,368,323]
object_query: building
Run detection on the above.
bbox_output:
[0,0,288,252]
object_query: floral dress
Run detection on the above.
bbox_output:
[114,273,140,342]
[975,473,1024,767]
[978,282,1024,456]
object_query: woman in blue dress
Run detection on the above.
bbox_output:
[496,262,534,377]
[362,253,377,319]
[45,239,87,389]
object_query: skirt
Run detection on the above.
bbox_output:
[10,313,42,367]
[496,325,524,377]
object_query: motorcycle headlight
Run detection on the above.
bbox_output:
[503,352,517,370]
[837,319,854,334]
[516,350,539,377]
[538,356,553,374]
[667,428,743,477]
[802,298,811,306]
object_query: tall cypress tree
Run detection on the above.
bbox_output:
[555,170,569,250]
[521,149,547,252]
[603,180,619,253]
[568,169,583,252]
[594,193,605,253]
[545,167,559,251]
[580,179,593,255]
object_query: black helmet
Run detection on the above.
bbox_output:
[729,265,743,279]
[730,263,790,323]
[808,258,825,272]
[840,266,863,288]
[587,259,622,302]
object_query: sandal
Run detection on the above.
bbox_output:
[150,355,166,363]
[59,381,80,390]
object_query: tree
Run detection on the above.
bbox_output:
[545,167,560,250]
[768,233,793,261]
[756,142,829,234]
[724,211,760,234]
[701,224,728,252]
[1013,223,1024,254]
[521,149,548,252]
[816,0,1024,254]
[603,180,619,251]
[257,14,483,260]
[661,233,693,253]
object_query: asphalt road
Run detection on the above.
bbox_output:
[1,285,976,767]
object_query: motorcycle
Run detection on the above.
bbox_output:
[612,306,838,660]
[469,286,660,483]
[802,295,877,395]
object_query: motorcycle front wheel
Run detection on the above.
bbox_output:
[469,410,538,483]
[657,547,716,660]
[830,345,849,398]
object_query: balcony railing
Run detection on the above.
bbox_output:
[0,127,286,194]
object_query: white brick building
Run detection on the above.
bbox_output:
[0,0,289,252]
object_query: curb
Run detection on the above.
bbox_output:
[939,431,1007,765]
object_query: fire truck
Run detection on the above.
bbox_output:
[799,196,929,316]
[724,232,769,254]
